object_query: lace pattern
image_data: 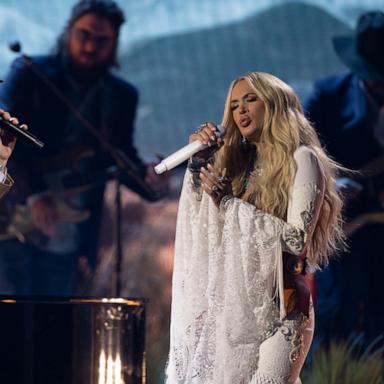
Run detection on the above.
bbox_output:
[282,225,306,255]
[167,146,324,383]
[286,181,324,266]
[166,171,305,383]
[253,304,314,384]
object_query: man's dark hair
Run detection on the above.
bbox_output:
[67,0,125,31]
[53,0,125,68]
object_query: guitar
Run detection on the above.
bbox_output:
[0,145,95,242]
[0,200,90,242]
[0,144,163,242]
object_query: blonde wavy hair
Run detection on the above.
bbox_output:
[215,72,345,266]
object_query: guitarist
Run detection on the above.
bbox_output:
[305,11,384,351]
[0,1,164,296]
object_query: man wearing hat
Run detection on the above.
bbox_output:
[305,11,384,350]
[0,0,162,296]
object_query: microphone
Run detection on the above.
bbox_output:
[0,116,45,149]
[154,125,224,174]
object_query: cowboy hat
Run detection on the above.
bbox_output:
[333,11,384,82]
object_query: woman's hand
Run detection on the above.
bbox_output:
[188,122,223,161]
[200,164,233,208]
[0,109,28,166]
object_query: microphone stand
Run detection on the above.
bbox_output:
[11,46,159,297]
[114,180,123,297]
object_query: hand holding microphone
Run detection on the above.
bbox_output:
[189,122,224,158]
[0,109,28,166]
[154,122,224,174]
[0,112,44,149]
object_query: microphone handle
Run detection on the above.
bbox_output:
[154,140,205,174]
[0,116,44,149]
[154,124,223,174]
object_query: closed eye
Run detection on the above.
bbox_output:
[245,94,257,102]
[230,93,257,110]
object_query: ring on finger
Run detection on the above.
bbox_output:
[195,125,205,134]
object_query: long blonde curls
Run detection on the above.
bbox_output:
[215,72,345,266]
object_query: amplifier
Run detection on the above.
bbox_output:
[0,296,146,384]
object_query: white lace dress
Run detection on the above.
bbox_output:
[166,146,325,384]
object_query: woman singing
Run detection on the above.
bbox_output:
[166,72,345,383]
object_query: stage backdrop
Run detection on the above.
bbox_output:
[0,1,381,382]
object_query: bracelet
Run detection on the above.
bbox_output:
[187,156,214,173]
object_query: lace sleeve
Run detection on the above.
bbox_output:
[217,147,325,320]
[219,146,325,259]
[187,156,214,200]
[283,146,325,257]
